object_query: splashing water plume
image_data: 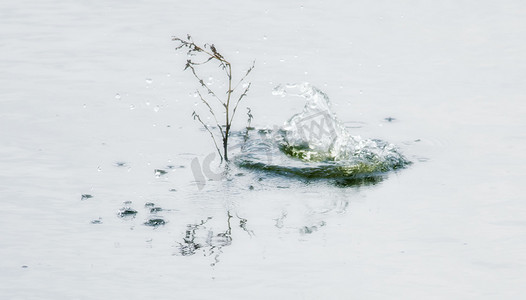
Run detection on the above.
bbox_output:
[235,83,410,184]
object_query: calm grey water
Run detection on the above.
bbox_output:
[1,0,525,299]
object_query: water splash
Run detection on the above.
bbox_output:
[235,83,410,183]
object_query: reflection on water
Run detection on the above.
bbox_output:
[174,212,252,266]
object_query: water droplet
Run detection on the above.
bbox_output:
[304,71,308,75]
[130,104,135,110]
[146,101,150,106]
[166,73,171,77]
[154,105,160,112]
[279,59,285,62]
[146,78,153,84]
[83,104,87,108]
[263,35,268,40]
[115,93,121,100]
[97,166,102,172]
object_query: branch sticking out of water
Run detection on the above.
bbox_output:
[173,34,255,162]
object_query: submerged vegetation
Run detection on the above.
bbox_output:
[173,35,255,162]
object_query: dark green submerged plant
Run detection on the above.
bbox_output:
[173,35,255,162]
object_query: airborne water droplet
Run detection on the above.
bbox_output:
[115,93,121,100]
[130,104,135,110]
[146,78,153,84]
[154,105,160,112]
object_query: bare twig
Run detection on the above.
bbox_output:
[174,35,254,162]
[192,111,224,162]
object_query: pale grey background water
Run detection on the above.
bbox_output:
[1,0,525,299]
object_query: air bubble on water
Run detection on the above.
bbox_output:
[130,104,135,110]
[115,93,121,100]
[146,78,153,84]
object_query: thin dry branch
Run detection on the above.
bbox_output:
[174,35,254,162]
[195,90,225,141]
[230,82,251,124]
[232,60,256,92]
[192,111,224,162]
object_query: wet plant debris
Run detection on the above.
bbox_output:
[144,218,166,227]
